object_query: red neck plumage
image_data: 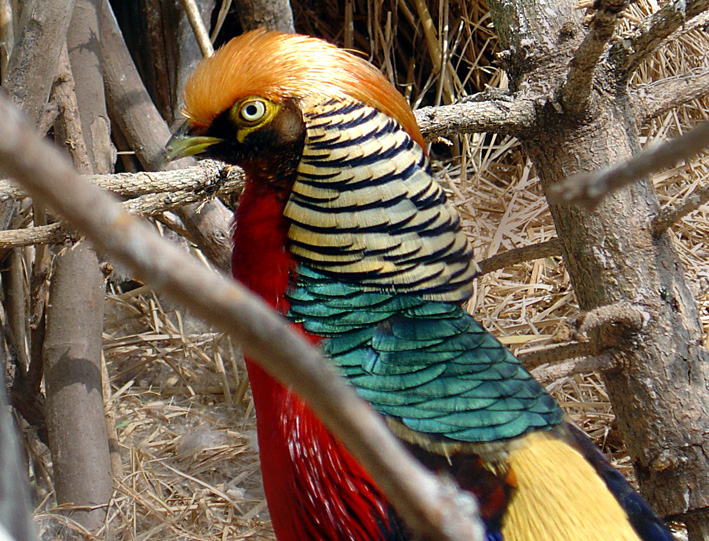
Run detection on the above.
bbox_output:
[231,179,388,541]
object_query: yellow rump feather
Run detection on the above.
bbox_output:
[182,30,425,150]
[503,431,640,541]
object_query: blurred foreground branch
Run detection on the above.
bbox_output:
[0,91,483,541]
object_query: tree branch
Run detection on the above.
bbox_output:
[531,354,618,383]
[520,302,647,372]
[414,91,536,139]
[547,119,709,209]
[0,89,484,541]
[654,181,709,234]
[0,160,243,200]
[3,0,76,125]
[632,68,709,125]
[476,239,561,275]
[610,0,709,75]
[519,340,600,371]
[100,1,232,273]
[560,0,630,116]
[0,162,244,249]
[576,302,648,337]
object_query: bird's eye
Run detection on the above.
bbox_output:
[239,100,267,123]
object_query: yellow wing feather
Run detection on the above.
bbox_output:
[503,432,640,541]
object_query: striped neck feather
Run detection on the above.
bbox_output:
[284,96,478,304]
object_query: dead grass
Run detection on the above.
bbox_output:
[30,0,708,539]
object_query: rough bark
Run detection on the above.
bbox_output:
[0,0,75,253]
[233,0,295,33]
[488,0,709,531]
[2,0,75,124]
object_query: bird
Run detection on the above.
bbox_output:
[166,30,674,541]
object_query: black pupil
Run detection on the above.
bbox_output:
[244,103,260,119]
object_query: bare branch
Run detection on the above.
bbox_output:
[0,224,65,249]
[531,354,618,383]
[576,301,649,336]
[3,0,75,125]
[610,0,709,75]
[0,160,243,201]
[632,68,709,125]
[476,239,561,275]
[179,0,214,57]
[519,341,599,371]
[100,2,232,273]
[548,120,709,209]
[0,91,484,541]
[654,181,709,233]
[560,0,630,116]
[414,92,536,139]
[520,302,647,373]
[0,163,244,249]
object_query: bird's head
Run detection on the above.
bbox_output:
[166,30,424,179]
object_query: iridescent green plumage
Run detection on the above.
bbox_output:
[288,266,563,445]
[284,96,562,446]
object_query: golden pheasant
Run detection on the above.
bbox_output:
[167,30,673,541]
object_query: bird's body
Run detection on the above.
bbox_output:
[168,30,674,541]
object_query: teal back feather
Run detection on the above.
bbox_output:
[287,266,563,443]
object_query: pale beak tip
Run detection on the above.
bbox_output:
[165,121,222,161]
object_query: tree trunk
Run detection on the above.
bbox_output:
[43,0,114,533]
[487,0,709,533]
[44,244,111,533]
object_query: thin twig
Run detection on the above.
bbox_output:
[477,239,561,275]
[610,0,709,75]
[0,161,243,201]
[519,341,600,371]
[210,0,234,42]
[0,90,484,541]
[548,120,709,209]
[654,180,709,233]
[561,0,630,116]
[179,0,214,58]
[531,354,618,383]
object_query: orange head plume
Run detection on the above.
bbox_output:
[182,30,425,150]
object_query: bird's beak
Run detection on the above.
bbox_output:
[165,120,223,161]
